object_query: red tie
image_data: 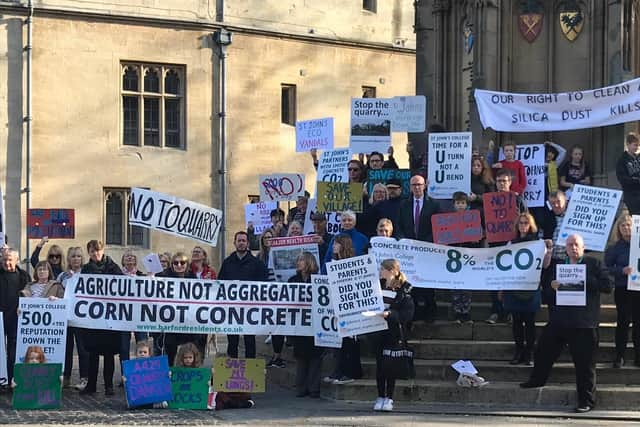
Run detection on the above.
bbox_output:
[414,199,420,236]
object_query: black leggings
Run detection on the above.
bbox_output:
[87,353,115,391]
[375,351,396,399]
[512,312,536,350]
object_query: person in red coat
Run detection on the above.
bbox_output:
[492,141,527,196]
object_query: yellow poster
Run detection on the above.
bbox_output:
[214,357,265,393]
[316,182,363,213]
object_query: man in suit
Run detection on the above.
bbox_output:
[396,174,440,322]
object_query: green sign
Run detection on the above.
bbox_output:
[168,367,210,410]
[12,363,62,410]
[316,182,363,213]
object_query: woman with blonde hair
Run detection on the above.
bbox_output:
[30,237,66,277]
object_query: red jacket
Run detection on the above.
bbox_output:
[498,159,527,195]
[190,263,217,280]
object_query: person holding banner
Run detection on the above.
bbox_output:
[469,155,495,215]
[521,234,612,413]
[190,246,217,280]
[360,184,389,237]
[558,145,592,194]
[604,213,640,368]
[616,132,640,215]
[347,160,366,184]
[309,212,333,263]
[20,261,64,300]
[287,221,304,237]
[30,237,65,278]
[539,191,568,262]
[491,142,526,196]
[287,193,309,228]
[323,211,368,267]
[376,219,393,237]
[372,259,414,412]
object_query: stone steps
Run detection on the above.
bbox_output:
[433,303,618,323]
[433,290,616,305]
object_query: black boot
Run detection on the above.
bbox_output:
[613,354,624,369]
[520,349,532,366]
[510,346,523,365]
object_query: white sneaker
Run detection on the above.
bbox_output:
[381,398,394,412]
[74,378,88,391]
[373,397,384,411]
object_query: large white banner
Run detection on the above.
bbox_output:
[370,237,546,290]
[66,275,314,336]
[16,298,68,367]
[268,236,321,282]
[350,98,391,154]
[129,188,223,246]
[326,254,387,337]
[474,77,640,132]
[427,132,472,199]
[499,144,545,208]
[557,185,621,251]
[311,275,341,348]
[628,215,640,291]
[0,314,6,386]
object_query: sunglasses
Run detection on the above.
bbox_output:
[173,260,187,266]
[348,168,360,172]
[49,254,61,259]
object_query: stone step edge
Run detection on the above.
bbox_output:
[327,379,640,391]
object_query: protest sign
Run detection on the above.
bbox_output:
[311,275,341,348]
[370,237,546,290]
[168,367,210,410]
[27,209,75,239]
[628,216,640,291]
[326,254,387,337]
[16,298,67,368]
[390,95,426,133]
[123,356,172,407]
[12,363,62,410]
[350,98,391,153]
[316,148,351,183]
[475,77,640,132]
[499,144,545,207]
[427,133,472,199]
[66,274,314,336]
[0,315,7,387]
[259,174,306,202]
[296,118,333,152]
[316,182,363,213]
[129,188,222,246]
[483,191,519,243]
[245,201,278,234]
[557,184,621,251]
[556,264,586,306]
[303,199,341,235]
[268,235,321,282]
[214,357,265,393]
[431,210,482,245]
[367,169,411,198]
[142,253,164,274]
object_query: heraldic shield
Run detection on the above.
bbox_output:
[518,13,543,43]
[560,11,584,41]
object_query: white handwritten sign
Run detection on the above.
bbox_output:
[499,144,545,208]
[296,118,333,152]
[390,95,426,132]
[427,132,472,199]
[259,174,306,202]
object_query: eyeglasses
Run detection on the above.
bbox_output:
[348,168,360,172]
[496,179,511,183]
[172,260,187,266]
[49,254,61,259]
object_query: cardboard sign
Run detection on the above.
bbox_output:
[499,144,545,208]
[214,358,265,393]
[16,298,68,368]
[428,133,472,199]
[268,236,321,282]
[431,210,482,245]
[628,215,640,291]
[0,315,6,387]
[390,95,426,133]
[302,199,342,235]
[350,98,391,153]
[296,118,334,152]
[311,275,341,348]
[122,356,172,407]
[168,367,210,410]
[259,174,306,202]
[556,264,586,306]
[316,148,351,183]
[12,363,62,409]
[244,201,278,234]
[27,209,75,239]
[367,169,411,199]
[483,192,519,243]
[316,182,363,213]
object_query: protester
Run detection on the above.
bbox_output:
[559,145,592,193]
[539,191,568,262]
[30,237,65,278]
[604,213,640,368]
[366,151,385,171]
[372,259,414,412]
[309,212,333,263]
[266,208,288,238]
[21,261,64,299]
[174,342,202,368]
[469,155,495,214]
[616,132,640,214]
[190,246,217,279]
[257,229,276,281]
[123,341,169,409]
[521,234,612,413]
[265,237,285,368]
[218,231,269,359]
[491,141,526,196]
[287,220,304,237]
[383,146,399,169]
[287,192,309,227]
[449,192,477,324]
[57,246,89,390]
[159,252,172,272]
[376,218,393,237]
[347,159,366,183]
[80,240,123,396]
[373,179,404,227]
[323,211,368,267]
[11,346,48,389]
[360,183,389,237]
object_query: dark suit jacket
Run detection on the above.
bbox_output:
[396,195,440,242]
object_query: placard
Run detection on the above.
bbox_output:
[244,201,278,234]
[428,133,472,199]
[326,254,388,337]
[557,185,622,251]
[16,298,68,368]
[122,355,172,407]
[142,253,164,274]
[316,148,351,183]
[296,118,334,152]
[431,210,483,245]
[316,182,363,213]
[12,363,62,410]
[483,192,519,243]
[390,95,426,133]
[259,174,306,202]
[499,144,545,208]
[350,98,391,153]
[367,169,411,199]
[556,264,586,306]
[27,209,75,239]
[628,215,640,291]
[268,235,321,282]
[214,357,265,393]
[168,367,210,410]
[129,188,222,246]
[370,237,546,290]
[311,274,341,348]
[303,199,342,235]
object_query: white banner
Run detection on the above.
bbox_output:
[268,236,321,282]
[259,174,306,202]
[316,148,351,184]
[390,96,426,133]
[428,132,472,199]
[628,215,640,291]
[129,188,222,246]
[16,298,68,367]
[474,77,640,132]
[244,202,278,235]
[311,275,341,348]
[66,275,314,336]
[499,144,545,208]
[556,264,586,306]
[0,314,6,386]
[296,118,333,152]
[326,254,387,337]
[370,237,546,290]
[303,199,342,235]
[349,98,391,154]
[557,185,621,251]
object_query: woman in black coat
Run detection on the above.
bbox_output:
[372,258,414,412]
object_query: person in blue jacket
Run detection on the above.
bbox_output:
[323,210,368,268]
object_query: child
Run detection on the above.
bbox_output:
[449,192,476,324]
[492,141,526,196]
[123,341,169,409]
[559,145,592,194]
[175,342,202,368]
[12,346,62,389]
[616,132,640,215]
